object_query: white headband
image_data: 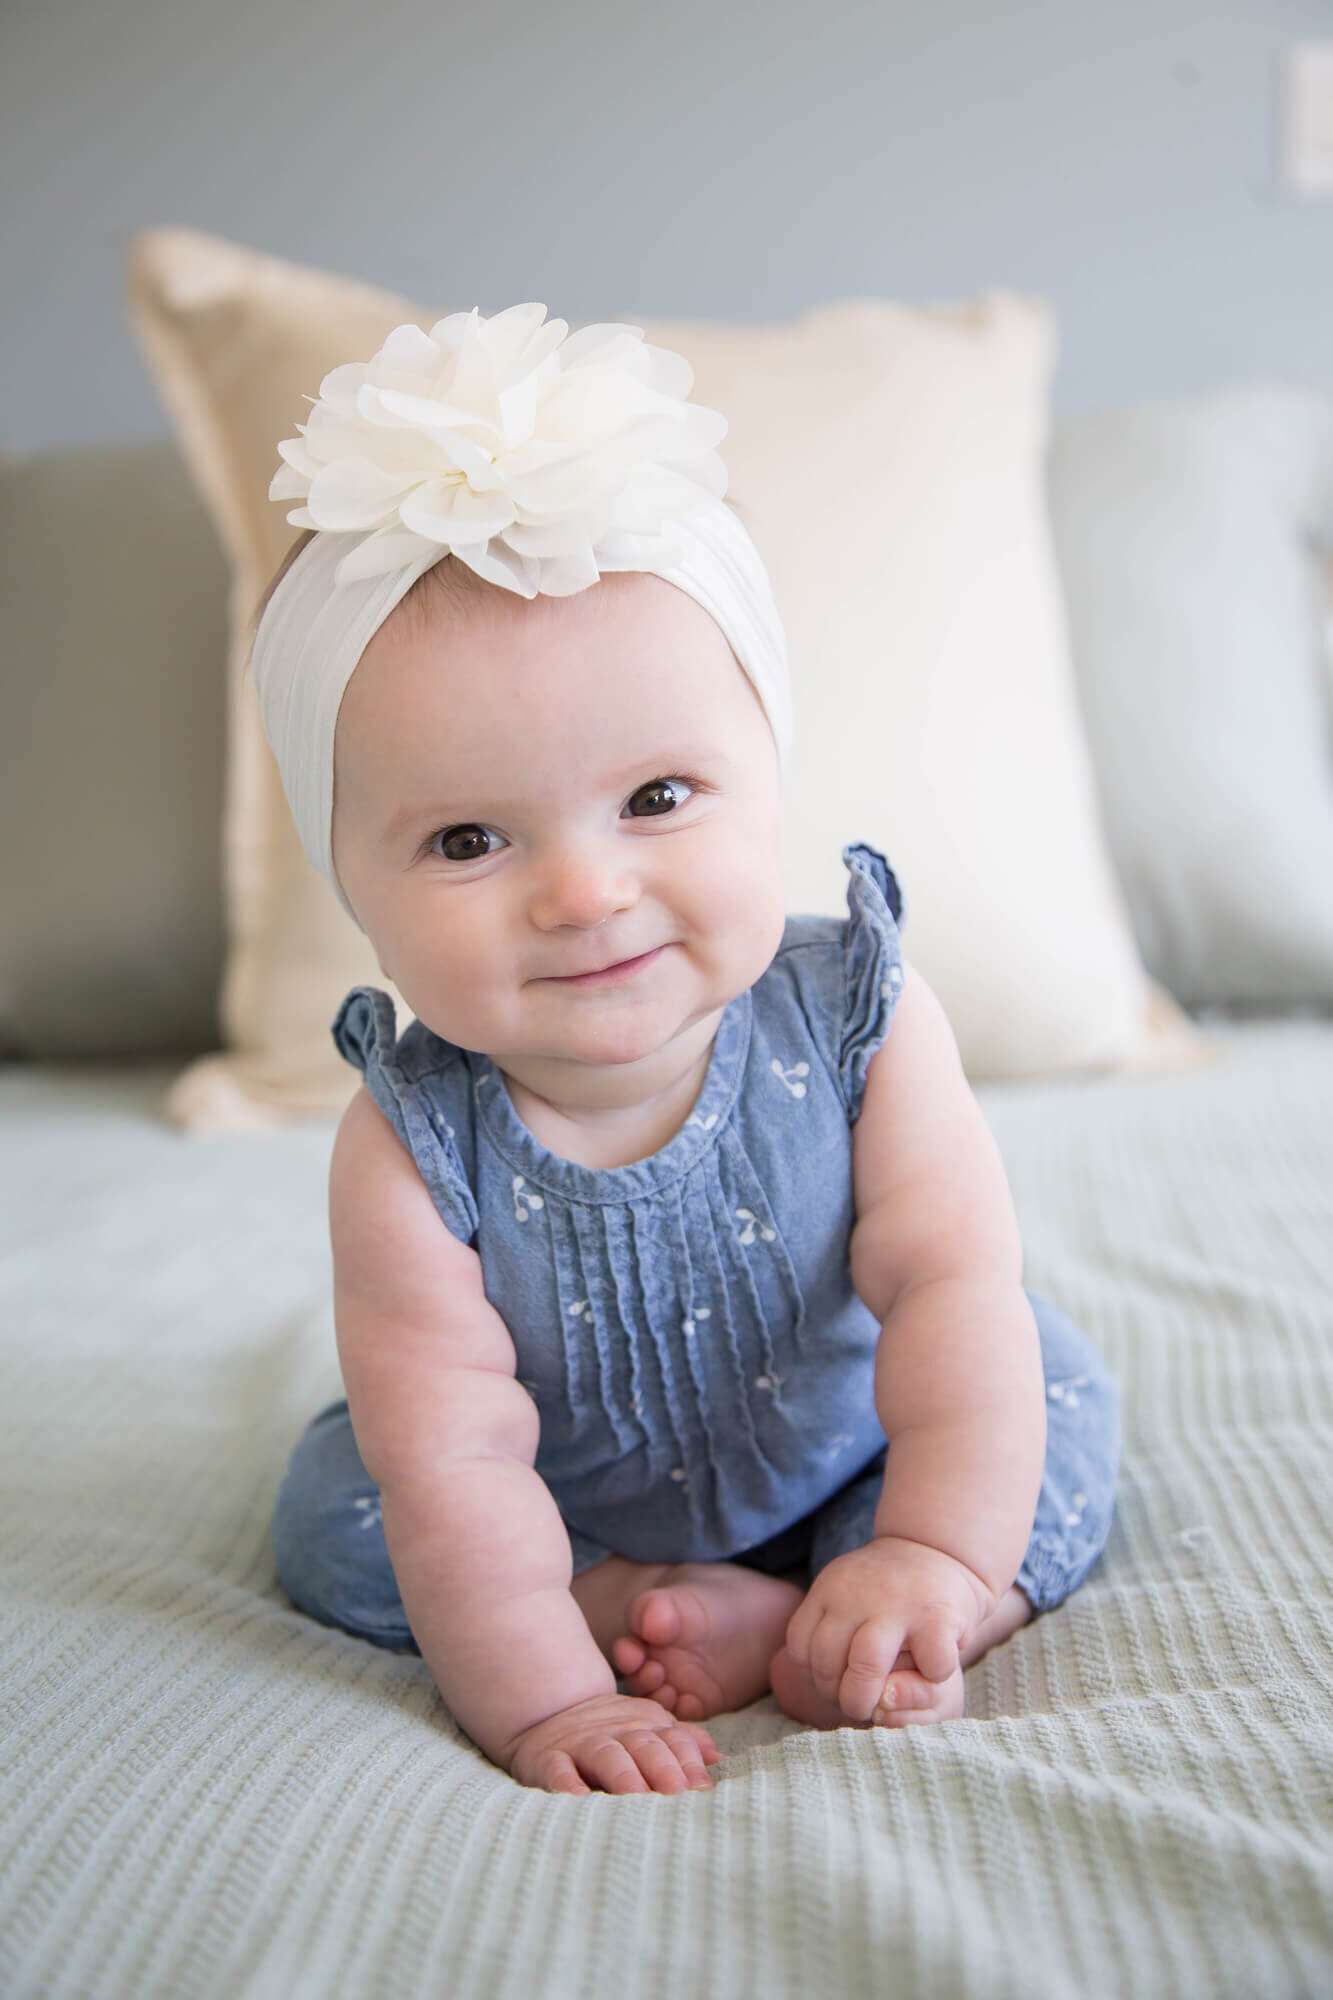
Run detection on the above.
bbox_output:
[250,303,792,928]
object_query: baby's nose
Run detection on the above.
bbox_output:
[528,848,640,931]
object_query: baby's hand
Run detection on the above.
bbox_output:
[784,1536,991,1723]
[501,1693,721,1796]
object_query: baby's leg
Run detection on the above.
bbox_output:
[271,1401,417,1652]
[573,1557,804,1721]
[1012,1290,1122,1616]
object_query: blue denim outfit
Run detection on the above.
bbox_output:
[273,844,1120,1651]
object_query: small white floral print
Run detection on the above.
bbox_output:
[687,1109,718,1130]
[567,1297,594,1324]
[754,1373,785,1393]
[823,1432,855,1461]
[352,1495,382,1532]
[682,1305,711,1339]
[735,1208,777,1247]
[669,1466,688,1485]
[770,1058,809,1099]
[1064,1491,1088,1528]
[513,1175,545,1223]
[1048,1375,1089,1410]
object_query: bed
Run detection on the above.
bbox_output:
[4,243,1333,1996]
[2,1020,1331,1997]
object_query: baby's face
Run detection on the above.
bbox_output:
[332,568,788,1074]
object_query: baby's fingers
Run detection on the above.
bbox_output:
[807,1614,861,1703]
[836,1619,909,1721]
[610,1728,714,1794]
[660,1725,718,1790]
[904,1608,964,1684]
[578,1728,717,1797]
[545,1751,593,1796]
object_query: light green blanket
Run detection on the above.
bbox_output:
[2,1026,1331,1997]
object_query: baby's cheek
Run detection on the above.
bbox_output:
[708,844,787,968]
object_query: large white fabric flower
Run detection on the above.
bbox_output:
[270,303,731,596]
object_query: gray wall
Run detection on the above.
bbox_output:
[3,0,1332,451]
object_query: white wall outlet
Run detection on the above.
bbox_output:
[1281,42,1333,195]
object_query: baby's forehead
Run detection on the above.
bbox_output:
[369,563,735,696]
[340,565,760,768]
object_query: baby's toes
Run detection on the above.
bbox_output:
[620,1657,669,1698]
[610,1633,648,1676]
[628,1587,685,1649]
[872,1664,965,1727]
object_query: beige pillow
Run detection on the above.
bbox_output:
[126,227,1204,1129]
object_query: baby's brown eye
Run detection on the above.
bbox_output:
[626,778,693,818]
[435,825,495,862]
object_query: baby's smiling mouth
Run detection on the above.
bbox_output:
[541,945,668,985]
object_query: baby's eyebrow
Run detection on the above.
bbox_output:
[382,798,466,840]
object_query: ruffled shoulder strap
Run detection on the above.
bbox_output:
[332,987,480,1244]
[838,842,907,1123]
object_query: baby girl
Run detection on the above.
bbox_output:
[260,304,1120,1796]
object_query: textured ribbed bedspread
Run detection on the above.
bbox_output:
[1,1024,1331,1998]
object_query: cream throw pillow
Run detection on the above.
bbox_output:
[126,228,1202,1129]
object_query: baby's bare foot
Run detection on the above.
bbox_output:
[609,1563,805,1721]
[766,1584,1033,1732]
[769,1645,966,1729]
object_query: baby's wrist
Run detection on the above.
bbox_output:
[867,1531,995,1617]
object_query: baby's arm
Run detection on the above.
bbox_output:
[786,965,1047,1717]
[327,1086,718,1794]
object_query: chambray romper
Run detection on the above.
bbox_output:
[272,843,1121,1652]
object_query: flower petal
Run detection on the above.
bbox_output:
[531,545,604,595]
[477,302,557,355]
[559,322,646,370]
[334,526,441,583]
[504,515,606,558]
[361,385,500,444]
[275,435,319,479]
[638,342,696,401]
[415,423,506,488]
[456,537,541,597]
[400,478,515,544]
[305,456,411,531]
[269,464,308,501]
[316,360,375,419]
[375,322,442,377]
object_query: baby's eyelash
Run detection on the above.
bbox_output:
[623,773,705,816]
[423,772,706,861]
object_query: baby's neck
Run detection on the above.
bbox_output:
[497,1009,723,1171]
